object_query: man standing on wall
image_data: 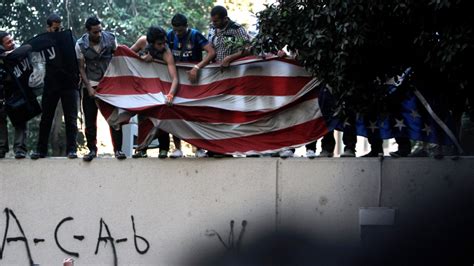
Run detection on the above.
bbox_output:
[31,13,80,160]
[0,31,28,159]
[130,26,180,159]
[76,16,126,161]
[204,5,251,157]
[164,13,216,158]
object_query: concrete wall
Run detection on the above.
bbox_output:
[1,157,473,265]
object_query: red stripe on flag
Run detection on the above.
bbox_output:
[135,91,319,123]
[97,100,115,120]
[137,118,155,145]
[98,76,169,95]
[113,45,141,58]
[98,76,312,97]
[184,117,329,154]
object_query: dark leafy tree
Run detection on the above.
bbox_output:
[255,0,473,119]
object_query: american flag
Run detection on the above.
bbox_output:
[342,68,463,152]
[95,45,331,155]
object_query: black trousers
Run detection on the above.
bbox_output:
[157,131,181,151]
[36,88,79,154]
[305,132,336,152]
[305,129,357,152]
[0,84,27,153]
[0,110,27,153]
[157,129,170,151]
[82,87,122,152]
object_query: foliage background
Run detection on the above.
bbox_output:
[255,0,473,119]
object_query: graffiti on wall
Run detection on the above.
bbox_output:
[0,208,150,266]
[205,220,247,252]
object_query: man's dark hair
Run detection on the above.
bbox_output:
[0,31,10,46]
[211,6,228,18]
[46,13,62,26]
[171,13,188,27]
[85,16,101,30]
[146,26,166,44]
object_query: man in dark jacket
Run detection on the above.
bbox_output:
[0,31,28,159]
[31,13,80,160]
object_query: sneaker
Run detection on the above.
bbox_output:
[270,152,280,157]
[67,151,78,159]
[158,149,168,159]
[132,150,148,158]
[195,149,207,158]
[14,150,26,159]
[318,150,334,158]
[30,151,47,160]
[170,149,183,158]
[83,150,97,162]
[115,150,127,160]
[279,149,294,158]
[340,148,356,157]
[306,149,317,159]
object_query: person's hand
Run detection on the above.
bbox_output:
[63,258,74,266]
[187,67,199,83]
[166,93,174,106]
[221,56,232,68]
[141,53,153,62]
[277,50,287,58]
[87,85,96,98]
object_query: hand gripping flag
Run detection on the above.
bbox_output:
[96,45,333,155]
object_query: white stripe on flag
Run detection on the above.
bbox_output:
[97,78,320,112]
[105,56,313,86]
[148,97,322,140]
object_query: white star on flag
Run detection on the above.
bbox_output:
[394,118,406,131]
[368,121,379,133]
[422,124,432,136]
[410,109,421,120]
